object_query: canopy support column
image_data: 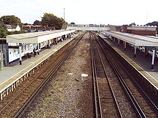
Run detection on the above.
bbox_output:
[114,37,116,43]
[145,47,148,57]
[61,36,63,42]
[19,43,22,65]
[124,42,126,50]
[0,51,3,70]
[48,40,51,48]
[151,48,156,69]
[65,34,67,39]
[118,39,120,46]
[134,46,137,57]
[37,43,40,55]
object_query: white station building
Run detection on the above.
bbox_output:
[4,29,75,65]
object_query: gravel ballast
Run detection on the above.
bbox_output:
[22,32,94,118]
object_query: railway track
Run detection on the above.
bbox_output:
[90,32,158,118]
[0,32,86,117]
[0,31,157,117]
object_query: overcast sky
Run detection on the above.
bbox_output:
[0,0,158,25]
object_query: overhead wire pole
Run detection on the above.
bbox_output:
[62,0,65,20]
[63,8,65,20]
[145,12,148,24]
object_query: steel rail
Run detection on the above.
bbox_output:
[95,38,123,118]
[0,33,86,117]
[91,32,123,117]
[90,32,102,118]
[91,32,123,118]
[98,38,147,118]
[101,36,158,111]
[14,33,86,118]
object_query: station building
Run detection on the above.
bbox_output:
[0,29,75,67]
[121,25,158,36]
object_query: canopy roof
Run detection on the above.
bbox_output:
[6,30,75,43]
[104,31,158,46]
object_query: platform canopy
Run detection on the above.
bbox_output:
[6,29,75,43]
[104,31,158,47]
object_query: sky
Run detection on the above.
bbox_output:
[0,0,158,25]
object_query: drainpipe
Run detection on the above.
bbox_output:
[124,42,127,50]
[134,46,137,57]
[19,43,22,65]
[151,47,156,69]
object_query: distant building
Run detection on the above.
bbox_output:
[22,25,55,32]
[122,25,157,36]
[5,24,21,32]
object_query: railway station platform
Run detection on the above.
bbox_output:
[99,34,158,89]
[0,36,76,89]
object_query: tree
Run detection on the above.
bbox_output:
[146,21,158,26]
[33,20,41,25]
[0,28,7,38]
[129,22,136,26]
[0,20,7,38]
[70,22,75,24]
[0,20,6,29]
[0,17,27,38]
[41,13,67,30]
[23,23,31,25]
[0,15,21,25]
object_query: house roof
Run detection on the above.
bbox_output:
[5,24,19,29]
[5,25,12,29]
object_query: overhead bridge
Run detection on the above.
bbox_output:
[66,24,110,31]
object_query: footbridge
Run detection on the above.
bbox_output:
[66,24,110,31]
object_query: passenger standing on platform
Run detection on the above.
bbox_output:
[37,50,39,55]
[33,48,36,57]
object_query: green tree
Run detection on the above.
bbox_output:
[129,22,136,26]
[33,20,41,25]
[0,16,28,38]
[0,20,7,38]
[146,21,158,26]
[41,13,67,30]
[0,28,7,38]
[0,20,6,29]
[0,15,21,25]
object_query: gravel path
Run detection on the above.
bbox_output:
[22,32,94,118]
